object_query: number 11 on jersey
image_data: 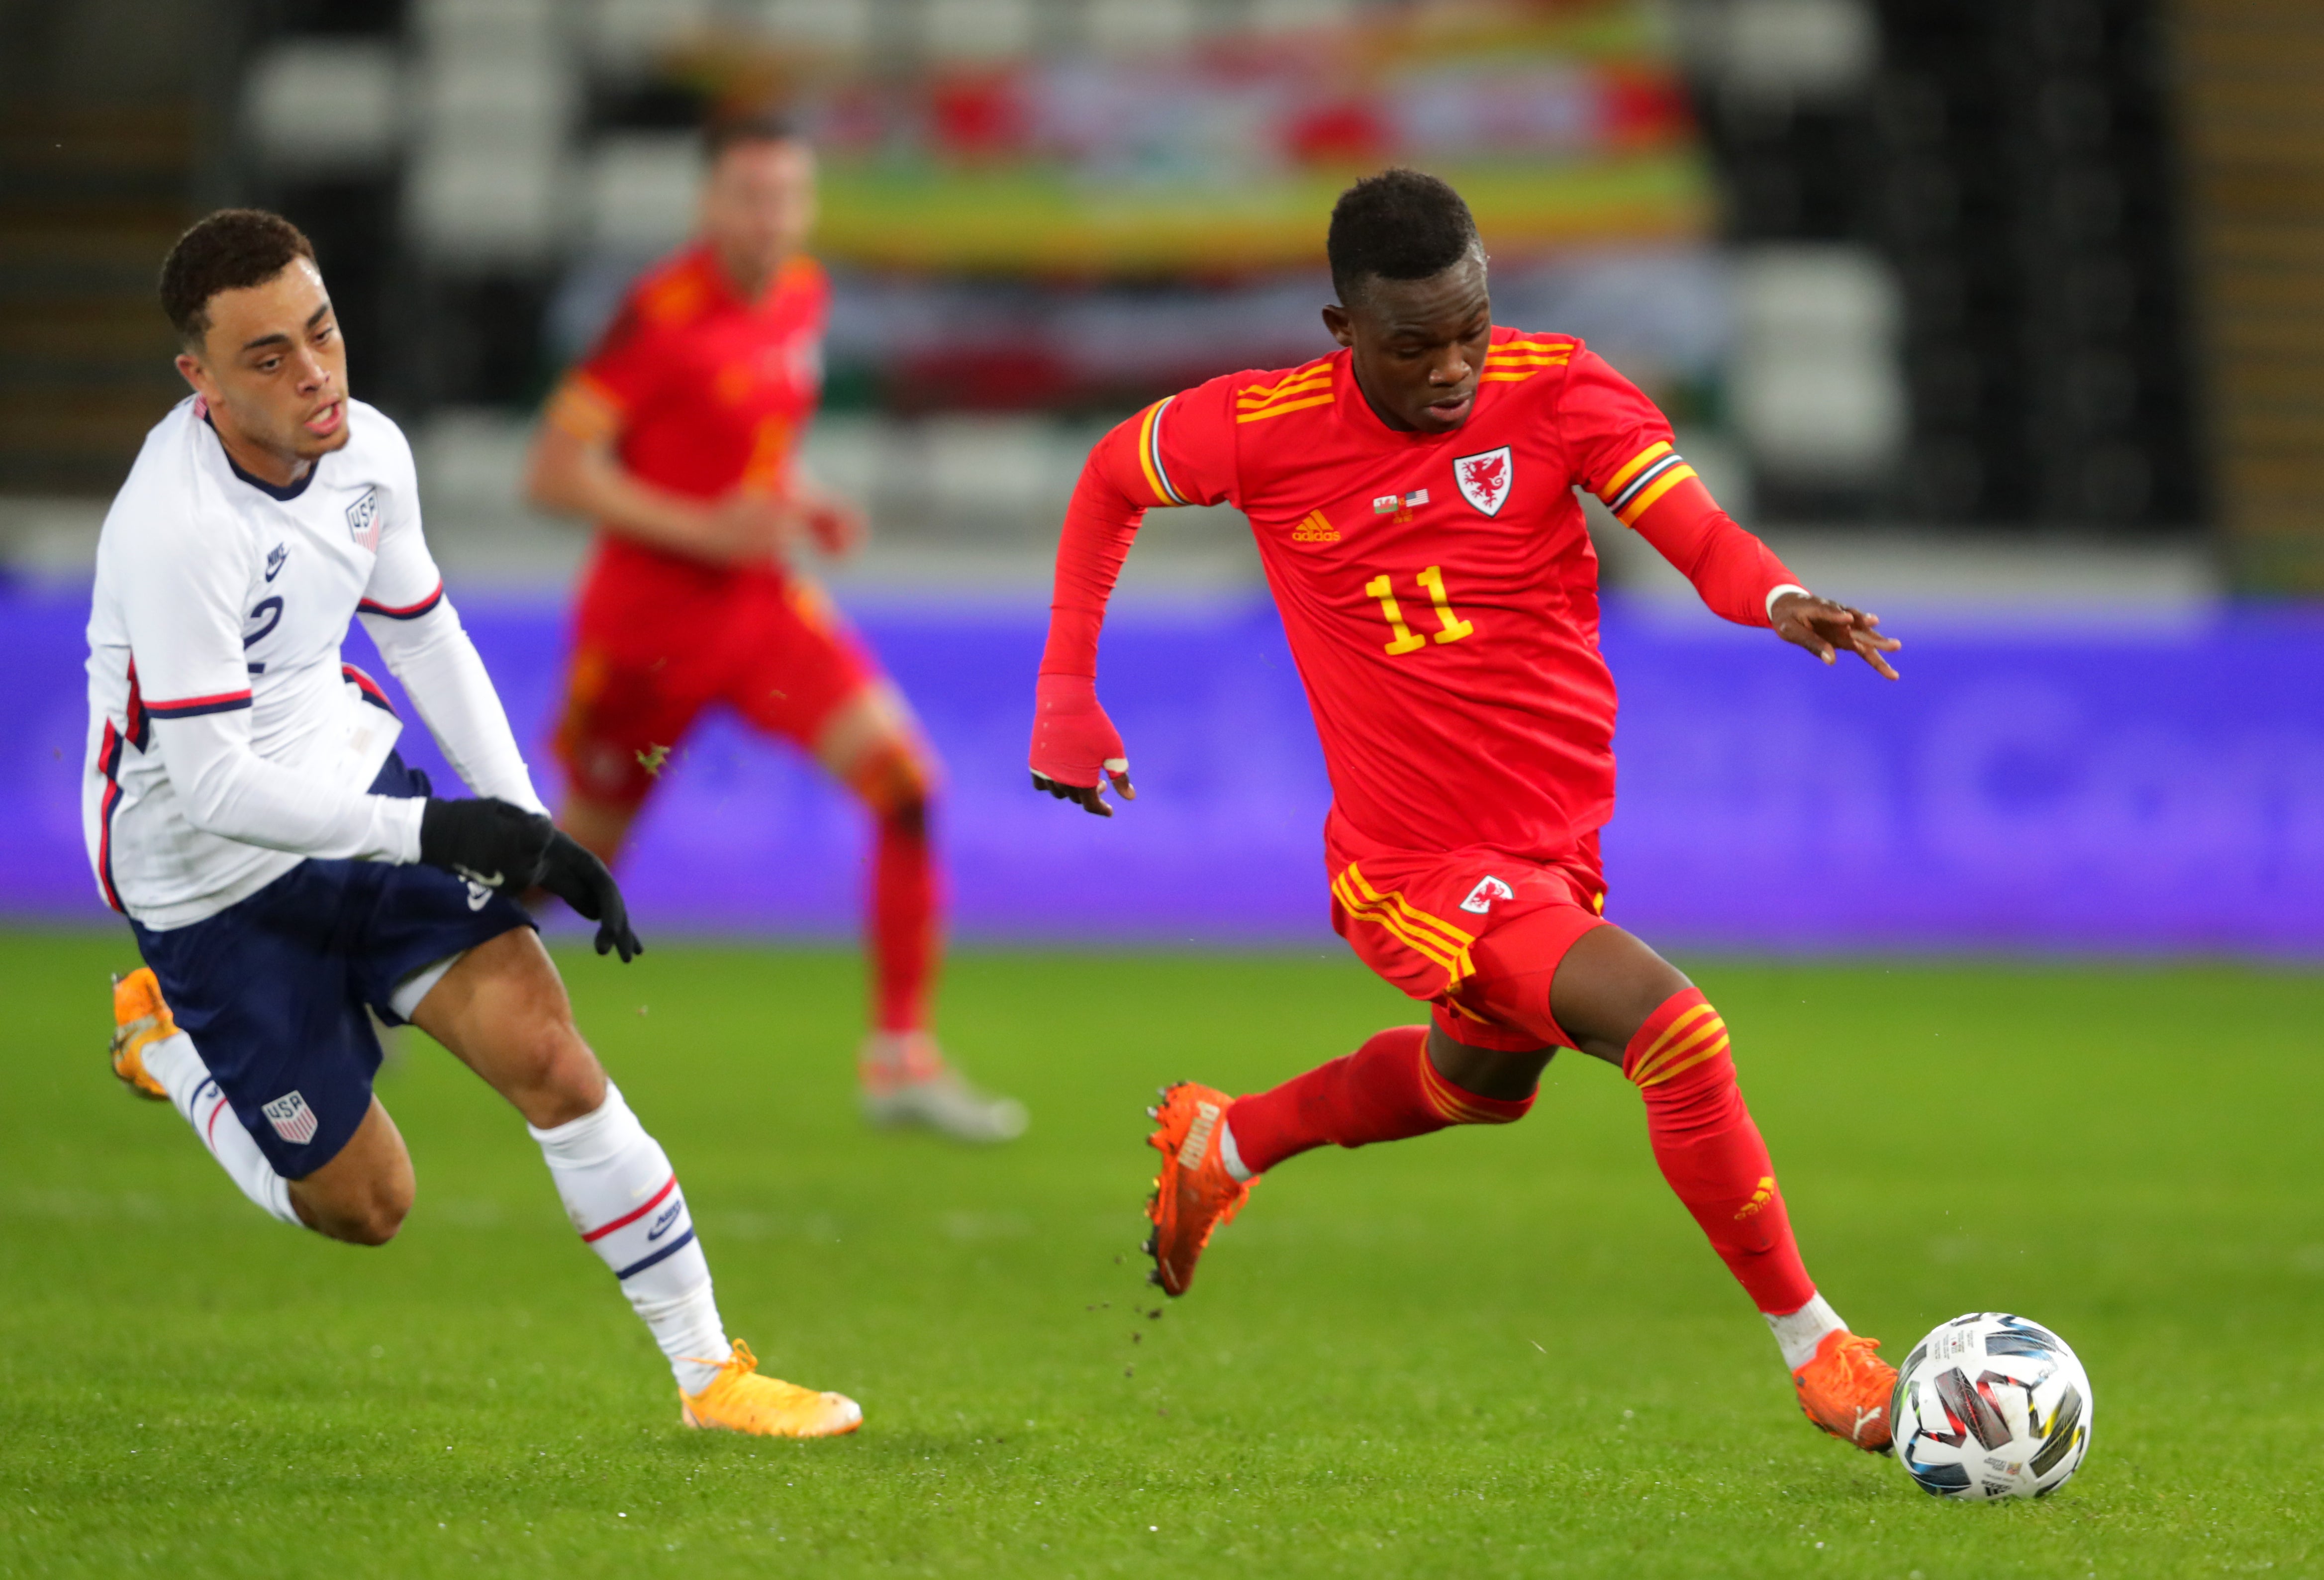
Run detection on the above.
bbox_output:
[1365,565,1474,656]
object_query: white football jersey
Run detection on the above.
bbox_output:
[84,396,451,928]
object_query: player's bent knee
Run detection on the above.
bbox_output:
[848,738,936,822]
[294,1169,413,1247]
[506,1024,606,1126]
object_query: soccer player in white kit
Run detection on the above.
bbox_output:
[89,208,860,1437]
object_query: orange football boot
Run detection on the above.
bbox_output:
[1793,1329,1898,1452]
[109,969,175,1101]
[679,1340,862,1437]
[1142,1082,1253,1297]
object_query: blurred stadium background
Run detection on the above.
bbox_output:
[1,0,2319,951]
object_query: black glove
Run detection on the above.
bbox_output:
[417,797,553,893]
[535,829,644,962]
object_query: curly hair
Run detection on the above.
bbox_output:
[1326,168,1481,308]
[159,209,316,350]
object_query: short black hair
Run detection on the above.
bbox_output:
[160,209,316,350]
[704,104,803,162]
[1327,168,1481,307]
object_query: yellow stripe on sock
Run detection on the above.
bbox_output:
[1627,1002,1718,1086]
[1638,1030,1731,1089]
[1631,1013,1727,1086]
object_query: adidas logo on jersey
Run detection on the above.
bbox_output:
[1291,509,1339,543]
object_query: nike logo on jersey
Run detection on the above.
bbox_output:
[265,543,288,580]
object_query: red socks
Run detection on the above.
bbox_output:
[870,807,938,1033]
[1224,1026,1535,1177]
[1626,988,1815,1314]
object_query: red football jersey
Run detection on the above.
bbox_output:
[1042,329,1796,867]
[567,243,829,582]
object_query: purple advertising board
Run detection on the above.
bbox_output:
[5,580,2321,954]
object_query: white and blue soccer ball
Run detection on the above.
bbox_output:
[1890,1312,2093,1500]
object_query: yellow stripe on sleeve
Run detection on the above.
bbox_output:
[1614,463,1698,526]
[1600,440,1673,498]
[1132,400,1184,506]
[546,376,625,443]
[1234,393,1337,424]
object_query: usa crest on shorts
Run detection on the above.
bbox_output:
[1453,446,1513,517]
[262,1089,320,1144]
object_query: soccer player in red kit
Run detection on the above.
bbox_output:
[1028,170,1907,1452]
[526,112,1024,1141]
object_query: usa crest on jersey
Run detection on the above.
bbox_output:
[1453,446,1513,517]
[345,487,381,552]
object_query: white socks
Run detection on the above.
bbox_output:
[139,1031,303,1227]
[529,1083,729,1393]
[1766,1290,1848,1372]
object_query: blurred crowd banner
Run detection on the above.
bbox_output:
[710,1,1707,275]
[6,581,2324,956]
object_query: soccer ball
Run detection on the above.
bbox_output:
[1890,1312,2093,1500]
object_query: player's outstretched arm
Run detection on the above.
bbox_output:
[1769,590,1901,680]
[1028,427,1149,817]
[1031,384,1236,814]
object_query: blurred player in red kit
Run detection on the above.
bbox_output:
[1030,170,1906,1452]
[526,111,1024,1141]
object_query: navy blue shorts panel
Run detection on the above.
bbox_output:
[129,753,533,1178]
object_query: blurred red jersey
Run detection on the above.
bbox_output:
[1042,330,1797,869]
[549,245,886,810]
[567,243,829,585]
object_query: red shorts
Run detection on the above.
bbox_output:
[554,546,882,809]
[1327,831,1610,1054]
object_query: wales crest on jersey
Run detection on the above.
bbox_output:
[1453,446,1513,517]
[345,487,381,552]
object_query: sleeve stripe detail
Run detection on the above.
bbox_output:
[145,690,254,718]
[1234,393,1337,424]
[341,662,397,715]
[358,582,445,620]
[1615,463,1699,526]
[1607,450,1685,513]
[1135,397,1187,507]
[1236,375,1334,408]
[1600,440,1675,498]
[1235,360,1335,402]
[570,371,626,406]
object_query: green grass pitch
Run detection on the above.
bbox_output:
[2,930,2320,1578]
